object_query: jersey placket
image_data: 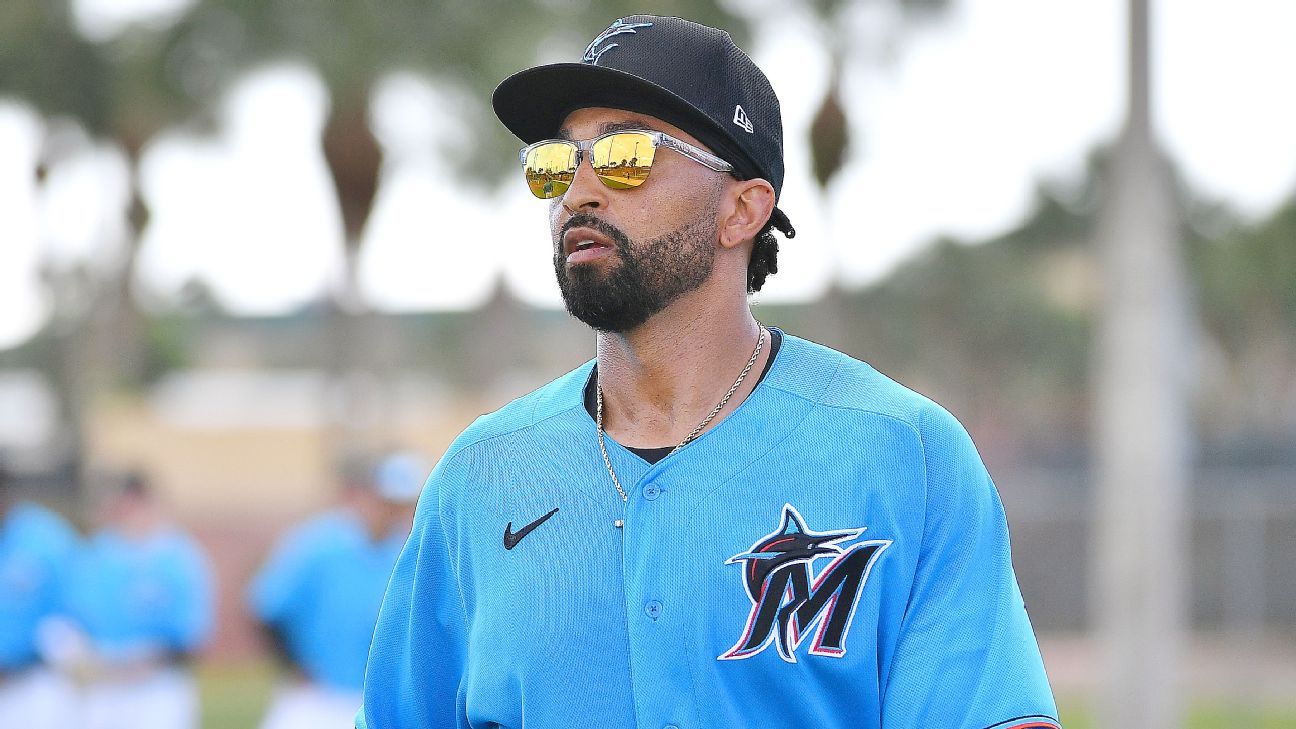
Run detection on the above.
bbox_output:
[616,446,698,729]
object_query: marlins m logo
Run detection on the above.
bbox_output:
[720,504,890,663]
[583,18,653,65]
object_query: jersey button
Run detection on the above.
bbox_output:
[644,599,663,620]
[664,724,680,729]
[643,484,661,500]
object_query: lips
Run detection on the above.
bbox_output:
[562,226,616,264]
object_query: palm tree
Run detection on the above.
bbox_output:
[0,1,191,490]
[803,0,951,355]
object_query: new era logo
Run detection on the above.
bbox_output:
[733,105,754,134]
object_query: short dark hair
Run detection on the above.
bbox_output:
[747,211,795,293]
[122,470,151,499]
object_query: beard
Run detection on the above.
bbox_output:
[554,211,717,333]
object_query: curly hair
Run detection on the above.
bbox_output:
[748,209,796,293]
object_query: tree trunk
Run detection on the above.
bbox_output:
[320,100,383,460]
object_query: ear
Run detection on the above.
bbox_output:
[719,179,776,251]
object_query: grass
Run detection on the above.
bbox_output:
[197,660,276,729]
[1058,700,1296,728]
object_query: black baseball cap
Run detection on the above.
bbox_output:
[493,15,793,236]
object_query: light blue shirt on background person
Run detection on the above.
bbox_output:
[0,502,79,672]
[249,509,410,691]
[60,525,215,664]
[248,452,424,694]
[40,473,216,729]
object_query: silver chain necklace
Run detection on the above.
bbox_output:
[596,325,767,503]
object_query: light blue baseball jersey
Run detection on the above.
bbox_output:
[62,526,214,661]
[359,334,1059,729]
[0,502,79,670]
[249,509,408,692]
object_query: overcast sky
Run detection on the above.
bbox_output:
[1,0,1293,350]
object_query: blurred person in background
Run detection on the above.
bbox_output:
[40,470,215,729]
[0,461,79,728]
[248,452,423,729]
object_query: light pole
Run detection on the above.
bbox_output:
[1092,1,1194,726]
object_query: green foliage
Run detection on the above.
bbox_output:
[826,184,1096,436]
[139,315,195,383]
[1195,198,1296,354]
[0,2,112,132]
[196,660,275,729]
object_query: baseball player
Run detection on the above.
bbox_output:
[249,453,423,729]
[359,14,1059,729]
[0,462,79,729]
[48,471,214,729]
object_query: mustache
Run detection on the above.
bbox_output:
[559,212,629,248]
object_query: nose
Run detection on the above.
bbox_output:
[561,150,609,212]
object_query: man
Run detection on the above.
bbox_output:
[250,453,422,729]
[360,14,1059,728]
[0,462,79,729]
[46,470,214,729]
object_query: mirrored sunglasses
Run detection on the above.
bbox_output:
[519,129,734,200]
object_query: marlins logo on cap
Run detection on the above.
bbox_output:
[583,18,653,65]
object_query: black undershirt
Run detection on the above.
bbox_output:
[582,328,783,465]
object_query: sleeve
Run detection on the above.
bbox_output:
[167,537,215,653]
[880,406,1060,729]
[41,514,81,620]
[247,525,316,624]
[357,463,468,729]
[16,514,80,668]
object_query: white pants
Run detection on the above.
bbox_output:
[0,668,78,729]
[80,669,198,729]
[259,684,363,729]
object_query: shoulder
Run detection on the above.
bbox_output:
[770,334,967,442]
[769,334,987,504]
[436,360,593,470]
[75,531,120,569]
[774,334,994,524]
[156,526,211,566]
[11,501,79,552]
[282,510,360,551]
[412,361,592,530]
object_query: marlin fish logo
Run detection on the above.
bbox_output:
[720,504,890,663]
[583,18,654,65]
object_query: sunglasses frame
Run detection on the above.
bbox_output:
[519,129,735,196]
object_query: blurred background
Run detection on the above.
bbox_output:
[1,0,1293,727]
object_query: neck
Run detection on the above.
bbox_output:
[118,508,163,541]
[363,512,390,542]
[356,502,410,542]
[596,291,766,448]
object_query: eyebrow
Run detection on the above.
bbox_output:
[556,118,663,140]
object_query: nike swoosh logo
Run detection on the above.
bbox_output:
[504,507,559,550]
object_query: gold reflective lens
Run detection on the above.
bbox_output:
[591,132,656,190]
[525,142,578,199]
